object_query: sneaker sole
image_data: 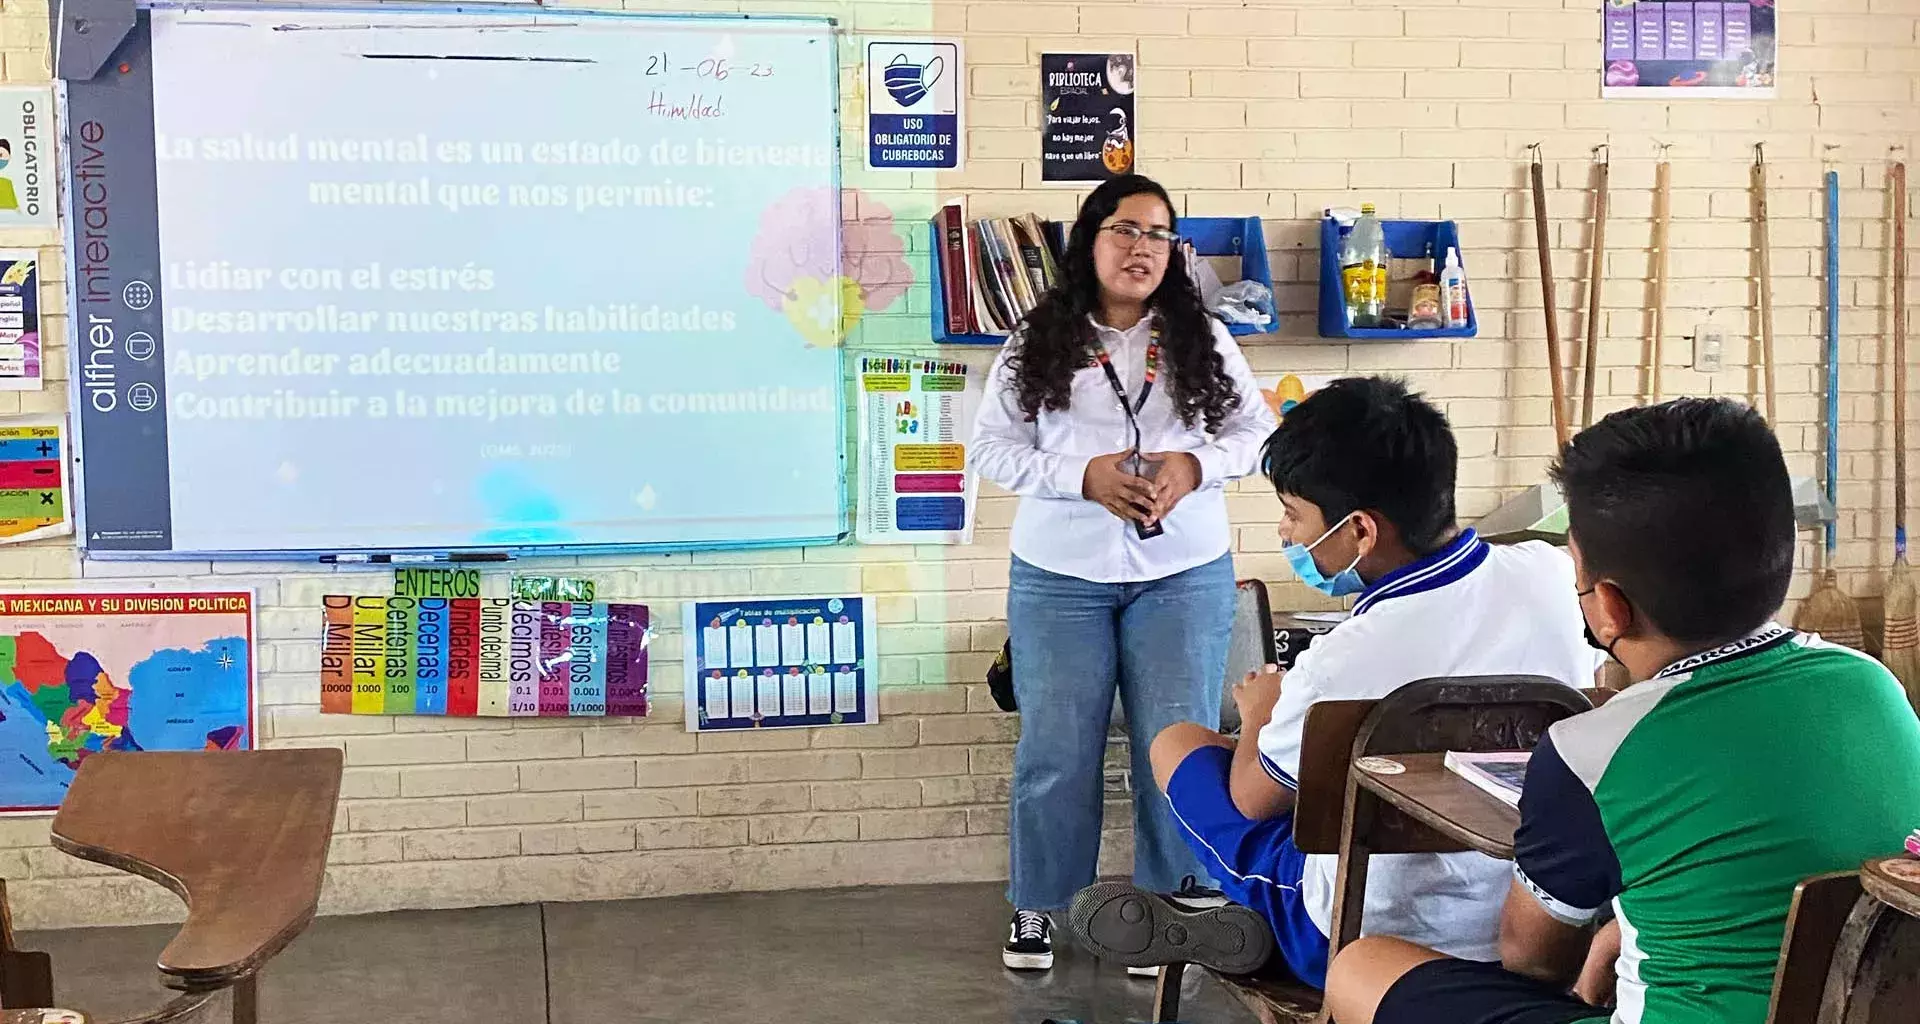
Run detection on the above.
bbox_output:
[1068,881,1273,976]
[1002,950,1054,971]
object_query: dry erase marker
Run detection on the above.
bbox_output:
[320,552,511,564]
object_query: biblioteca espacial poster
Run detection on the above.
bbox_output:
[1040,53,1135,183]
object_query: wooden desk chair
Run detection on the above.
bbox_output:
[1764,859,1920,1024]
[1322,677,1591,953]
[1175,676,1593,1024]
[0,750,343,1024]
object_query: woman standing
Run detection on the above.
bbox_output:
[971,175,1276,969]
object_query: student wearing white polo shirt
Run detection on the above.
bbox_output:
[1068,376,1595,987]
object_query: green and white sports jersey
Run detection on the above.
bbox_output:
[1513,626,1920,1024]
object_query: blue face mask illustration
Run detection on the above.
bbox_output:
[1282,513,1365,597]
[883,54,943,108]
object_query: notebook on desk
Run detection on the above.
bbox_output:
[1443,751,1530,809]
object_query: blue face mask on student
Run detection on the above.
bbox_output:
[1283,514,1365,597]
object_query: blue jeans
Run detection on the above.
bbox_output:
[1006,553,1234,911]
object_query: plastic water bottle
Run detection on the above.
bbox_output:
[1440,246,1470,329]
[1340,204,1386,327]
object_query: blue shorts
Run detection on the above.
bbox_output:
[1164,744,1330,987]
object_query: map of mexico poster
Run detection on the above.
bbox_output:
[0,591,254,813]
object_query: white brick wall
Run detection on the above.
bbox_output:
[1,0,1918,928]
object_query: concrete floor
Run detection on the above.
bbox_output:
[22,882,1258,1024]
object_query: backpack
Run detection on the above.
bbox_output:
[986,638,1016,712]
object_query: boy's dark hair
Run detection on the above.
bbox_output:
[1551,397,1793,644]
[1262,376,1457,554]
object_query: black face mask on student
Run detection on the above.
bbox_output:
[1577,586,1620,663]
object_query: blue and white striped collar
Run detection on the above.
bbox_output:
[1352,528,1489,616]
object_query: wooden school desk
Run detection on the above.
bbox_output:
[1318,681,1597,954]
[1346,753,1517,855]
[0,749,342,1024]
[1156,678,1595,1024]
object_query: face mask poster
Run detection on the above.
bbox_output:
[0,87,55,229]
[1040,53,1135,183]
[864,39,961,171]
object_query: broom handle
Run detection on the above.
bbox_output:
[1652,157,1671,404]
[1826,171,1842,560]
[1583,150,1610,429]
[1531,148,1570,448]
[1896,161,1908,555]
[1754,148,1778,425]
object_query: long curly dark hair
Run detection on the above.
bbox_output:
[1004,175,1240,434]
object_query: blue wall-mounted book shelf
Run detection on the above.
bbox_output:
[928,215,1281,345]
[1317,217,1478,341]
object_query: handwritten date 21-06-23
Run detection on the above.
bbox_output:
[642,54,775,80]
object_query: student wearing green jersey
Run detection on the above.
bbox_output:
[1323,397,1920,1024]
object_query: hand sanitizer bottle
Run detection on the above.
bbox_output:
[1440,247,1470,329]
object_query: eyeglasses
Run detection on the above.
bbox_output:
[1101,223,1180,252]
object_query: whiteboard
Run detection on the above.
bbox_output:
[62,4,845,557]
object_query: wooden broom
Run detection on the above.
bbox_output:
[1796,171,1867,649]
[1533,143,1572,448]
[1649,146,1671,404]
[1755,147,1778,426]
[1881,161,1918,703]
[1582,145,1611,429]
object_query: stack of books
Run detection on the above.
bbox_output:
[1443,750,1530,809]
[933,199,1065,337]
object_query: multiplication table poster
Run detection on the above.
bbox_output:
[682,594,878,731]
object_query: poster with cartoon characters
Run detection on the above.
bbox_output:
[0,254,42,391]
[1041,53,1136,183]
[0,88,54,229]
[1601,1,1776,98]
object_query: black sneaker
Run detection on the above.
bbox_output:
[1129,879,1226,976]
[1168,874,1230,909]
[1003,909,1054,970]
[1067,881,1273,976]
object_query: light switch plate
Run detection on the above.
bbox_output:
[1693,324,1725,373]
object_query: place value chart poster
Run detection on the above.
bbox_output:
[321,597,650,717]
[1602,0,1777,98]
[683,594,877,731]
